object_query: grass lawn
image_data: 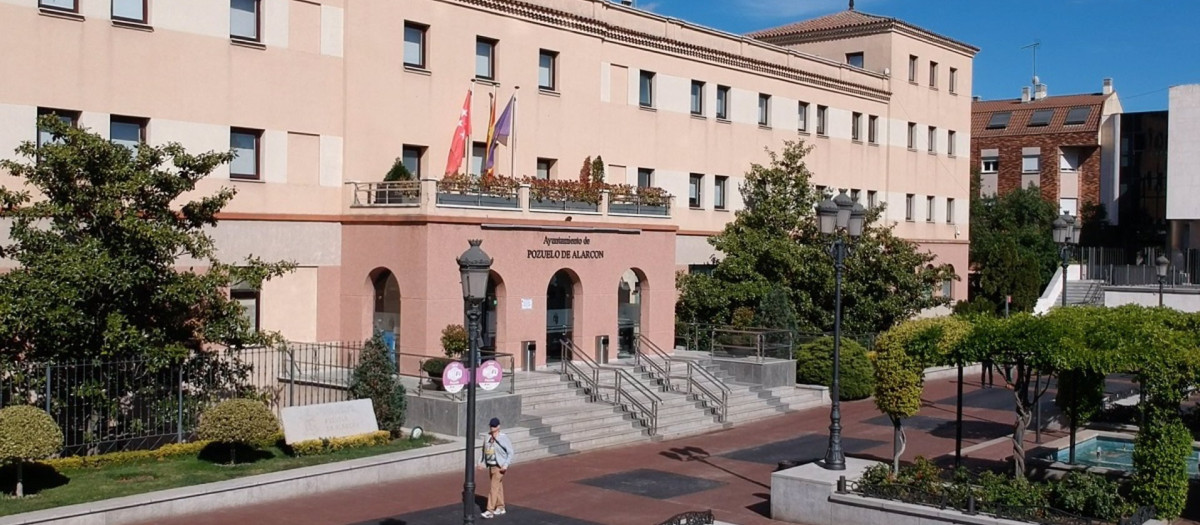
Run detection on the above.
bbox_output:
[0,435,442,517]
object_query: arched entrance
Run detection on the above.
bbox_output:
[482,271,504,355]
[371,269,401,350]
[617,269,644,358]
[546,269,579,364]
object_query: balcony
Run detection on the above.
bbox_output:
[345,176,675,221]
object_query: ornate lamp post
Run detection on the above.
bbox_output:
[457,240,493,525]
[1156,254,1170,307]
[815,189,865,471]
[1051,213,1078,307]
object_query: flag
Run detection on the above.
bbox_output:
[485,95,516,175]
[444,89,472,176]
[483,94,498,176]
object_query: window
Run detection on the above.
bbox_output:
[689,174,703,208]
[941,278,953,299]
[638,71,655,108]
[403,23,428,69]
[637,168,653,188]
[470,142,486,175]
[39,0,76,12]
[946,198,955,224]
[867,190,878,209]
[402,145,425,178]
[1028,109,1054,127]
[815,185,827,197]
[1060,149,1080,172]
[981,157,998,173]
[850,189,861,203]
[905,194,915,221]
[908,55,918,82]
[230,128,262,179]
[947,130,956,156]
[110,116,146,152]
[1022,154,1040,173]
[816,105,827,136]
[112,0,146,23]
[715,85,729,120]
[986,112,1012,129]
[230,0,260,41]
[846,52,864,68]
[929,61,938,87]
[1064,106,1091,125]
[907,122,916,149]
[949,67,958,94]
[538,50,558,91]
[928,126,936,153]
[851,112,862,141]
[714,176,727,210]
[475,37,496,80]
[36,108,79,148]
[536,158,555,180]
[797,102,809,132]
[868,115,878,144]
[926,196,935,222]
[231,285,260,332]
[690,81,705,116]
[757,94,771,126]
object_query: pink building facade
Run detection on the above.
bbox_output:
[0,0,976,368]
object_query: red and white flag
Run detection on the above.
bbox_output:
[444,89,472,175]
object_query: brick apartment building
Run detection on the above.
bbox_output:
[971,80,1123,220]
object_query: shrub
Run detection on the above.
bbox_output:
[350,334,408,435]
[441,324,468,358]
[289,431,392,457]
[795,336,874,400]
[0,405,64,496]
[44,441,210,470]
[196,398,279,464]
[1048,472,1130,522]
[384,158,413,182]
[975,470,1047,510]
[1131,419,1191,519]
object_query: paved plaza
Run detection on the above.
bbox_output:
[146,375,1063,525]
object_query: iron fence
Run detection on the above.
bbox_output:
[675,323,876,358]
[1080,246,1199,287]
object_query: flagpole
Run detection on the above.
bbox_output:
[465,79,474,177]
[511,86,519,178]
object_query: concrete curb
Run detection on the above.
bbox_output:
[0,435,469,525]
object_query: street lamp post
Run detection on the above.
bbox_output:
[1156,254,1170,307]
[457,240,493,525]
[815,189,865,471]
[1051,213,1078,307]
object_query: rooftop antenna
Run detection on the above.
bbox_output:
[849,0,855,10]
[1021,40,1041,86]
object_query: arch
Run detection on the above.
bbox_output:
[483,270,506,355]
[616,267,650,358]
[545,268,581,364]
[367,268,401,346]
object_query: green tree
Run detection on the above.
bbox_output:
[794,337,873,401]
[677,140,954,335]
[350,334,408,436]
[966,170,1059,315]
[755,285,798,333]
[1054,369,1105,464]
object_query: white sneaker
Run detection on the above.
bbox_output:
[481,511,495,519]
[494,507,506,515]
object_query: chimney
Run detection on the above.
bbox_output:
[1103,78,1113,95]
[1021,87,1031,103]
[1034,83,1047,100]
[972,95,981,102]
[619,0,632,5]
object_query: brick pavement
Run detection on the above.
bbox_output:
[144,376,1060,525]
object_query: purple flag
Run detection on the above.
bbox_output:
[485,96,515,172]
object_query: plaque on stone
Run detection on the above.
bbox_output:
[281,398,379,444]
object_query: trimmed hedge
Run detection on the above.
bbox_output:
[289,431,392,457]
[350,334,407,435]
[196,399,280,448]
[43,441,210,470]
[1132,419,1191,519]
[0,405,63,463]
[795,336,874,400]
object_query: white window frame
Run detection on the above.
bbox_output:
[947,130,956,156]
[851,112,862,141]
[1022,154,1040,173]
[926,196,935,223]
[230,0,260,42]
[946,198,955,224]
[714,176,728,210]
[981,157,999,173]
[716,85,730,120]
[928,126,937,153]
[688,173,703,208]
[112,0,146,23]
[905,194,915,222]
[536,158,555,180]
[690,80,705,116]
[230,128,262,180]
[639,71,655,108]
[798,102,809,132]
[475,37,497,80]
[868,115,878,144]
[816,105,827,136]
[757,94,771,127]
[402,144,425,178]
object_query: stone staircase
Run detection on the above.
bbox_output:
[1062,279,1106,306]
[500,356,827,462]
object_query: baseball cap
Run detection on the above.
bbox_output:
[489,417,500,428]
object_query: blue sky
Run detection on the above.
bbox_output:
[625,0,1199,113]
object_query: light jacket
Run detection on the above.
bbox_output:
[481,431,515,469]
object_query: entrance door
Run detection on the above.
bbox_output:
[546,270,576,364]
[617,270,641,359]
[372,270,400,363]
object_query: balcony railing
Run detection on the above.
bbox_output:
[608,188,671,217]
[435,179,520,209]
[350,181,420,207]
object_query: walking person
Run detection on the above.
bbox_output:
[480,417,514,519]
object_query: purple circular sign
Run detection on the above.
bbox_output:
[477,360,503,391]
[442,361,468,394]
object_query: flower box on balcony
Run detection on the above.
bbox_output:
[607,185,671,216]
[436,174,520,209]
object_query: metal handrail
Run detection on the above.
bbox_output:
[613,367,660,435]
[634,334,673,392]
[349,181,421,207]
[686,360,729,423]
[560,338,601,402]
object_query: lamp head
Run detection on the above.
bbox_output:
[816,195,839,235]
[457,239,493,303]
[1156,254,1170,277]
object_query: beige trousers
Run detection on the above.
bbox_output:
[487,466,505,511]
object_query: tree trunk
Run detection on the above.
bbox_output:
[1012,402,1031,477]
[1068,419,1077,464]
[892,417,906,474]
[15,462,23,498]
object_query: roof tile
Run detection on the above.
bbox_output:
[971,93,1110,137]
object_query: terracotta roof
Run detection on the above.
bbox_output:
[971,93,1110,137]
[746,9,979,55]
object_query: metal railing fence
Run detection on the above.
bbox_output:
[1080,245,1199,287]
[676,323,874,358]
